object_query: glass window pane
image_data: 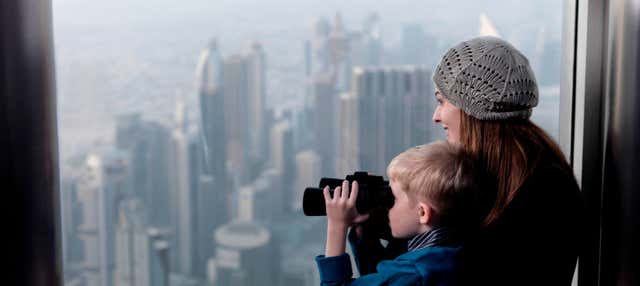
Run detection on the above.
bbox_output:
[55,1,566,285]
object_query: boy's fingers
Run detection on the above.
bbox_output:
[322,186,331,203]
[354,213,369,224]
[348,181,359,204]
[333,186,342,201]
[341,180,349,199]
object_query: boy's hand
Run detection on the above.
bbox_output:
[323,180,369,257]
[323,180,370,228]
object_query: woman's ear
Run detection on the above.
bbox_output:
[417,202,434,225]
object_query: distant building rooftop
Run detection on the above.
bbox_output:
[214,221,270,249]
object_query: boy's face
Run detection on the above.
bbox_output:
[388,178,424,239]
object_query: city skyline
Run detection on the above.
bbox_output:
[54,1,563,164]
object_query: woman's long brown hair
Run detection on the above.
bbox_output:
[458,112,572,226]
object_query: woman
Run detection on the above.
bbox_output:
[350,36,583,285]
[431,36,583,285]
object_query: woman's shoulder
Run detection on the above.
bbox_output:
[506,155,583,224]
[524,154,579,192]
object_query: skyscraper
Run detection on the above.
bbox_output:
[60,173,84,270]
[196,39,228,194]
[115,113,171,226]
[336,92,359,177]
[294,150,321,212]
[350,67,384,174]
[212,41,271,185]
[194,172,228,278]
[223,53,251,185]
[76,150,130,286]
[312,73,338,177]
[328,13,352,92]
[305,17,331,77]
[270,121,295,213]
[244,42,269,163]
[342,66,437,175]
[115,200,170,286]
[350,12,383,67]
[167,102,197,276]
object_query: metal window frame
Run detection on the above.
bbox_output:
[3,0,626,285]
[2,0,62,285]
[563,0,614,285]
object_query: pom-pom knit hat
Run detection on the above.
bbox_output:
[432,36,538,120]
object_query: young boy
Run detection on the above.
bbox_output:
[315,141,484,285]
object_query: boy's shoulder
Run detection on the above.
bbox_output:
[377,246,462,280]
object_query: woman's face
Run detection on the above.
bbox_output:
[432,89,462,143]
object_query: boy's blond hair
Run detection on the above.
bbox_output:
[387,141,482,225]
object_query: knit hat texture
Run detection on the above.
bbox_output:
[432,36,538,120]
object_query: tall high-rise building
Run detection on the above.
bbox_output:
[270,121,295,213]
[76,150,130,286]
[305,17,331,77]
[350,12,383,67]
[307,13,361,99]
[208,221,279,286]
[188,133,230,279]
[336,92,359,177]
[294,150,321,212]
[342,66,438,175]
[214,41,270,185]
[193,172,228,279]
[328,13,352,92]
[60,173,84,269]
[115,113,171,226]
[350,67,385,174]
[303,17,332,151]
[195,40,232,278]
[196,39,228,195]
[167,102,198,276]
[244,42,269,163]
[270,121,292,175]
[312,73,338,177]
[303,15,359,164]
[222,53,251,185]
[114,200,170,286]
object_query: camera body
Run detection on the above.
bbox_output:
[302,171,394,216]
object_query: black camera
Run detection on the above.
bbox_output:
[302,171,395,216]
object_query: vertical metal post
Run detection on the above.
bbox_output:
[573,0,609,284]
[600,0,640,284]
[1,0,61,285]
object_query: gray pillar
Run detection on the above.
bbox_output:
[1,0,61,285]
[601,0,640,285]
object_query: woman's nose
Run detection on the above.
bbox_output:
[432,107,441,124]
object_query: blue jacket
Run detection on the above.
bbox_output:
[315,245,461,286]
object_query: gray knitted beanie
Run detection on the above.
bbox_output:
[432,36,538,120]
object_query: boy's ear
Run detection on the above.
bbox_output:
[417,202,433,225]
